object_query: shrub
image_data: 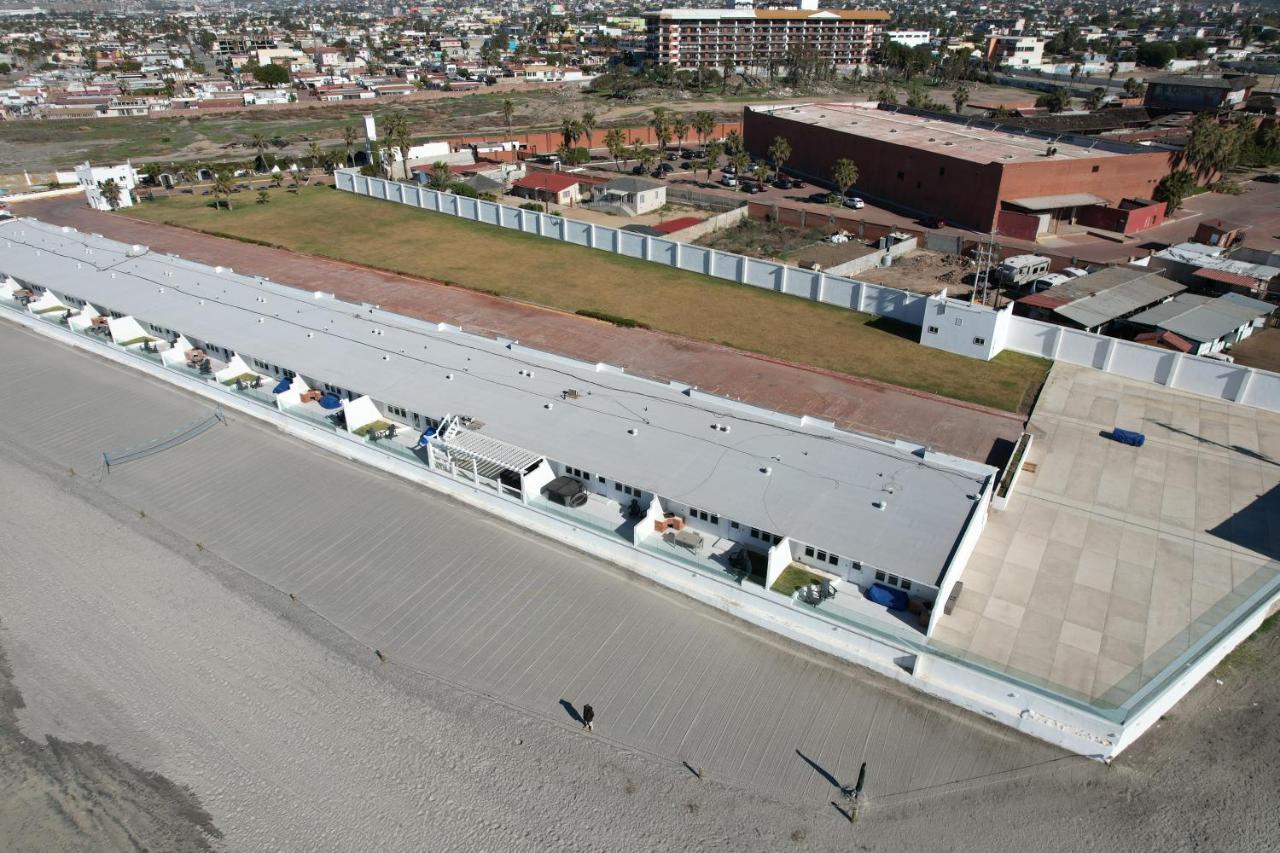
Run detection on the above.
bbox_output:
[575,309,650,329]
[518,202,545,212]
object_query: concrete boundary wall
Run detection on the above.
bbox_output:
[334,169,928,325]
[10,302,1274,761]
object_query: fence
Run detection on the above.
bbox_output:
[1000,311,1280,412]
[335,169,929,326]
[661,206,749,242]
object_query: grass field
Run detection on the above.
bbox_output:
[124,186,1049,412]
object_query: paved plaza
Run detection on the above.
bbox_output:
[932,364,1280,706]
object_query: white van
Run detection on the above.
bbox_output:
[1027,273,1070,293]
[992,254,1051,287]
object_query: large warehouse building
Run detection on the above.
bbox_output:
[743,102,1175,233]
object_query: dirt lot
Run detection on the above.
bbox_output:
[858,249,975,297]
[1228,325,1280,373]
[117,186,1049,413]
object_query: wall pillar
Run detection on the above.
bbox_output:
[1102,336,1118,371]
[1165,352,1184,387]
[706,248,716,276]
[1234,368,1256,403]
[855,281,866,312]
[816,272,827,302]
[588,223,597,248]
[737,255,748,283]
[673,241,681,268]
[643,236,652,261]
[1052,325,1066,360]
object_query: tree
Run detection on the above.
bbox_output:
[429,161,451,190]
[383,113,413,179]
[693,111,716,148]
[604,127,626,171]
[634,144,657,174]
[1136,42,1177,69]
[672,114,690,153]
[730,150,749,182]
[579,110,597,149]
[560,117,582,148]
[142,162,163,186]
[768,136,791,174]
[724,129,743,156]
[1154,169,1196,212]
[307,141,324,168]
[99,178,122,210]
[650,107,672,153]
[251,132,269,165]
[1086,87,1107,110]
[1035,88,1072,113]
[703,140,724,182]
[876,84,898,104]
[501,98,514,131]
[252,63,289,87]
[952,84,969,114]
[831,158,858,198]
[1123,78,1146,99]
[212,171,234,210]
[343,125,359,166]
[256,188,270,204]
[270,171,284,189]
[1181,114,1244,182]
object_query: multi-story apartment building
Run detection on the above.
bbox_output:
[645,2,888,71]
[985,35,1045,68]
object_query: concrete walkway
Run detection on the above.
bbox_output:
[0,323,1064,805]
[11,195,1024,462]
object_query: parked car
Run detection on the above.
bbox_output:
[666,151,681,161]
[1255,172,1280,183]
[720,174,738,187]
[808,191,834,204]
[743,182,761,194]
[631,164,646,175]
[843,196,865,209]
[722,163,736,174]
[657,162,674,174]
[773,177,793,190]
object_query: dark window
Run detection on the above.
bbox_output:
[973,336,986,346]
[827,553,838,566]
[875,570,886,582]
[805,546,815,557]
[927,325,939,334]
[901,579,912,591]
[1091,165,1100,173]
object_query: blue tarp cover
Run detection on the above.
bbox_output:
[866,583,909,611]
[415,425,436,449]
[1111,428,1145,447]
[272,377,291,394]
[319,393,343,410]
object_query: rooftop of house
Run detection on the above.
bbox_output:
[1128,292,1274,344]
[1019,267,1186,329]
[647,9,889,22]
[748,103,1140,164]
[512,172,581,193]
[0,218,994,588]
[1148,74,1257,90]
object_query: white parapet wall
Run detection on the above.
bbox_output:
[7,301,1277,762]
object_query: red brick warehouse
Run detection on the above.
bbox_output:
[743,102,1175,233]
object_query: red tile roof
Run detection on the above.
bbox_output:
[512,172,581,193]
[654,216,702,234]
[1135,330,1193,352]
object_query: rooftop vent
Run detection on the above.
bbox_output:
[543,402,553,410]
[626,428,638,436]
[873,500,888,511]
[760,466,771,475]
[445,373,454,380]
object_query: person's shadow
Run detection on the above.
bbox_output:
[559,699,583,725]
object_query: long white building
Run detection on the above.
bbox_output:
[0,217,992,631]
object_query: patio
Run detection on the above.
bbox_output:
[528,490,641,542]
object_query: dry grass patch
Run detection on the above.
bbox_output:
[126,187,1048,412]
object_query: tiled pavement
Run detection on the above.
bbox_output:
[932,364,1280,706]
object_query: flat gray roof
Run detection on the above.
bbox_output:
[0,218,994,586]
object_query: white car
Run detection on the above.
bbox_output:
[843,196,865,209]
[720,174,738,187]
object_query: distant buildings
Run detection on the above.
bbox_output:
[985,35,1044,68]
[645,3,888,71]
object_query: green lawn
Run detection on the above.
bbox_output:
[124,186,1049,412]
[771,564,831,597]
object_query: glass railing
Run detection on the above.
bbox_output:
[527,495,632,542]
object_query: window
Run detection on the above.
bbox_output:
[973,336,986,346]
[598,475,606,484]
[689,508,719,525]
[565,466,591,481]
[805,546,815,558]
[927,325,939,335]
[827,553,839,566]
[901,579,912,591]
[875,570,886,582]
[888,574,900,586]
[816,550,827,562]
[730,521,739,530]
[387,405,408,418]
[1091,165,1100,173]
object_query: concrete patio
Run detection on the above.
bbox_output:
[932,363,1280,706]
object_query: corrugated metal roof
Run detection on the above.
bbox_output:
[1042,267,1185,329]
[1129,292,1274,344]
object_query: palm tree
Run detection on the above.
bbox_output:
[952,84,969,114]
[383,113,412,179]
[604,127,626,172]
[730,150,749,182]
[693,111,716,148]
[672,114,690,154]
[212,171,234,210]
[703,140,724,182]
[307,141,323,168]
[724,129,742,156]
[650,107,671,154]
[270,171,284,189]
[831,158,858,198]
[560,117,579,148]
[251,132,269,170]
[289,169,302,193]
[768,136,791,175]
[99,178,122,209]
[501,98,514,132]
[579,110,597,149]
[256,188,270,204]
[429,161,451,190]
[342,124,359,166]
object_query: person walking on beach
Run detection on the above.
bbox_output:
[581,704,595,732]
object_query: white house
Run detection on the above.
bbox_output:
[73,161,137,211]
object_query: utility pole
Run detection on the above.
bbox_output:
[971,232,998,307]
